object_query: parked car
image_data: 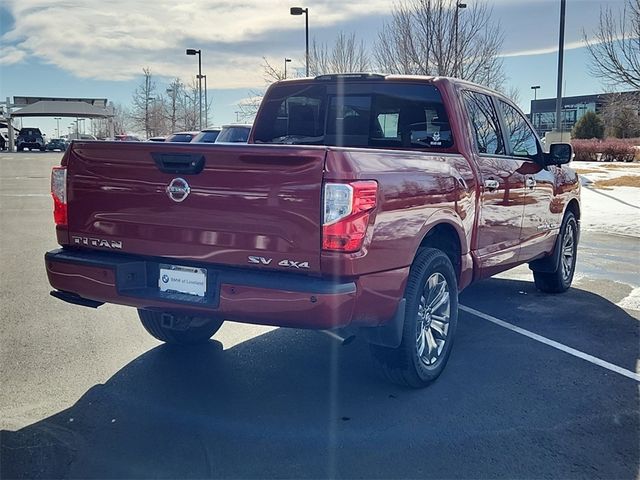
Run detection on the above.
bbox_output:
[17,127,45,151]
[45,74,579,387]
[46,138,68,151]
[114,134,142,142]
[165,131,199,142]
[148,136,166,142]
[215,124,251,143]
[191,128,221,143]
[67,133,98,141]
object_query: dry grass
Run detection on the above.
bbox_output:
[603,163,640,169]
[592,175,640,189]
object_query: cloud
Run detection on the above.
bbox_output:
[0,45,26,65]
[499,40,589,58]
[0,0,392,88]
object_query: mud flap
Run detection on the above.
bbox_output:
[359,298,406,348]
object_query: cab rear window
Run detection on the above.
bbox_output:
[254,82,453,150]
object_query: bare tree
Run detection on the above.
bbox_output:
[262,57,287,83]
[91,102,130,138]
[177,78,200,131]
[240,33,372,122]
[584,0,640,90]
[309,31,371,75]
[165,78,183,132]
[236,92,264,123]
[130,67,157,138]
[374,0,505,88]
[601,91,640,138]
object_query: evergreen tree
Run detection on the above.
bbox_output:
[572,111,605,139]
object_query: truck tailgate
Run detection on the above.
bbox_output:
[65,142,326,273]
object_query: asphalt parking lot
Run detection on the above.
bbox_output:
[1,151,638,479]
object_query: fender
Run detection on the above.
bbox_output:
[415,208,470,256]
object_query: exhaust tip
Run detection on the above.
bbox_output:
[320,329,356,346]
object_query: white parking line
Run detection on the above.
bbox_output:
[460,305,640,382]
[0,194,49,197]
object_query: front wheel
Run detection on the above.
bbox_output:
[370,248,458,388]
[138,309,223,345]
[533,212,578,293]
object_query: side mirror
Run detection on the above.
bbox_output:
[546,142,573,166]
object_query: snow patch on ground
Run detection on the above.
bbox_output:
[618,287,640,312]
[571,162,640,237]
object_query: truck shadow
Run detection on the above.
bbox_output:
[2,279,638,479]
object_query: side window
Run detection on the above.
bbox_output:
[462,91,505,155]
[500,101,539,158]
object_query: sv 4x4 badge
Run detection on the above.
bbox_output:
[248,256,310,269]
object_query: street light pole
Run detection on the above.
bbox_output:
[290,7,309,76]
[531,85,541,132]
[54,117,61,138]
[284,58,292,79]
[554,0,566,135]
[198,74,208,127]
[455,3,467,79]
[186,48,203,129]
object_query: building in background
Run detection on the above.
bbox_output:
[530,91,638,137]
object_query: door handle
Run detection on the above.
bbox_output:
[525,177,536,189]
[484,179,499,191]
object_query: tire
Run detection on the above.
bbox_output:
[40,147,46,152]
[138,309,223,345]
[17,146,23,152]
[370,248,459,388]
[533,212,578,293]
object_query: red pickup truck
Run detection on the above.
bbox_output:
[45,74,580,387]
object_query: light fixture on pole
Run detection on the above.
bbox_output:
[531,85,541,132]
[198,74,208,127]
[54,117,61,138]
[284,58,292,79]
[455,3,467,78]
[290,7,309,76]
[186,48,203,129]
[531,85,541,101]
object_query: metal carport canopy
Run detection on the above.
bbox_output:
[11,100,113,118]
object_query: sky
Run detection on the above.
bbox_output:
[0,0,629,138]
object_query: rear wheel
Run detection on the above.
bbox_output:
[138,309,223,345]
[533,212,578,293]
[370,248,458,388]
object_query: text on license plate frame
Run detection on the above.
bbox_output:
[158,264,207,297]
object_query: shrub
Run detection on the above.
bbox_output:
[572,111,605,139]
[600,138,636,162]
[572,138,636,162]
[571,139,600,161]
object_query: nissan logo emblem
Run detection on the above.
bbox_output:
[166,178,191,202]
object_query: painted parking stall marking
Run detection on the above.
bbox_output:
[460,305,640,382]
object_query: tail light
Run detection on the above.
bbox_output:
[51,166,67,226]
[322,181,378,252]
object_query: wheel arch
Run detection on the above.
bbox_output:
[565,198,581,221]
[416,220,465,283]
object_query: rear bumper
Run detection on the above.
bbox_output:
[45,249,405,330]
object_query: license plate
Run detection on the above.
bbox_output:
[159,264,207,297]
